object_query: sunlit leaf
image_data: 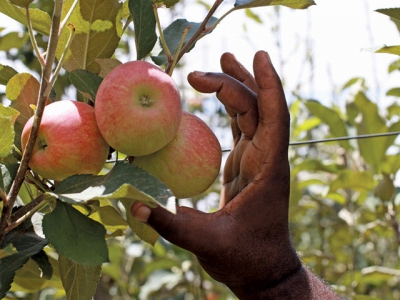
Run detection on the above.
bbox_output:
[69,69,103,102]
[361,266,400,284]
[0,104,19,158]
[234,0,315,9]
[375,45,400,56]
[93,58,121,77]
[304,99,351,149]
[42,200,109,266]
[129,0,157,60]
[386,87,400,97]
[0,31,29,51]
[56,0,124,73]
[12,259,46,293]
[0,64,18,86]
[0,0,51,36]
[375,8,400,22]
[329,170,375,193]
[9,0,33,8]
[59,255,101,300]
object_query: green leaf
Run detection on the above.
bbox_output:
[0,104,20,158]
[56,0,124,73]
[122,199,160,245]
[234,0,316,9]
[0,64,18,86]
[386,87,400,97]
[42,200,109,266]
[53,162,173,208]
[9,0,33,8]
[375,8,400,22]
[69,69,103,102]
[59,255,101,300]
[351,91,389,171]
[6,73,39,126]
[0,157,19,193]
[0,235,48,299]
[375,45,400,56]
[0,1,51,36]
[0,31,29,51]
[151,17,218,66]
[329,170,375,193]
[129,0,157,60]
[304,99,351,149]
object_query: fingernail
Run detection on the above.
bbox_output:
[193,71,207,77]
[130,202,152,223]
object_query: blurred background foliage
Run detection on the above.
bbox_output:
[1,0,400,299]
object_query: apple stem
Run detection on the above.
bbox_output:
[165,0,224,74]
[168,25,191,76]
[0,0,64,244]
[25,6,46,67]
[153,4,173,65]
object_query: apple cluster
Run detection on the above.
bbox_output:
[21,60,222,199]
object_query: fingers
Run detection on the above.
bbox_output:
[187,71,258,140]
[252,51,290,161]
[220,52,258,93]
[131,203,217,255]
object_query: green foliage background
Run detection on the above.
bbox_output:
[0,0,400,299]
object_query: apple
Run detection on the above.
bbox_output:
[133,111,222,199]
[21,100,110,181]
[94,60,182,156]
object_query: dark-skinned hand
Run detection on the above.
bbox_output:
[131,51,341,299]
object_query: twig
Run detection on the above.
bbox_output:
[0,0,64,244]
[25,6,45,67]
[154,4,173,64]
[167,26,191,76]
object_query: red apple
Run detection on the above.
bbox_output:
[133,111,222,199]
[94,60,182,156]
[21,100,110,181]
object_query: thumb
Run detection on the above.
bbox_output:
[130,202,216,254]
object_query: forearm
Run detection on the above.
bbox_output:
[230,266,342,300]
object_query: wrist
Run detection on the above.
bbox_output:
[230,265,341,300]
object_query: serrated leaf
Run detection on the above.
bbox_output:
[93,58,122,77]
[0,31,29,51]
[69,69,103,102]
[0,158,19,193]
[152,18,218,66]
[376,8,400,22]
[59,255,101,300]
[234,0,315,9]
[0,237,48,298]
[53,162,173,208]
[42,200,109,266]
[56,0,124,73]
[122,199,159,245]
[0,1,51,36]
[129,0,157,60]
[0,104,20,158]
[91,205,128,231]
[6,72,39,127]
[0,64,18,86]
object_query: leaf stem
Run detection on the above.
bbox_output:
[165,0,224,74]
[167,25,191,76]
[25,6,46,67]
[45,23,76,97]
[154,4,173,64]
[59,0,79,35]
[0,0,64,244]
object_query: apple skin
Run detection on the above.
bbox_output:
[21,100,110,181]
[94,60,182,156]
[133,111,222,199]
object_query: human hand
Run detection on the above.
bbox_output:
[131,51,339,299]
